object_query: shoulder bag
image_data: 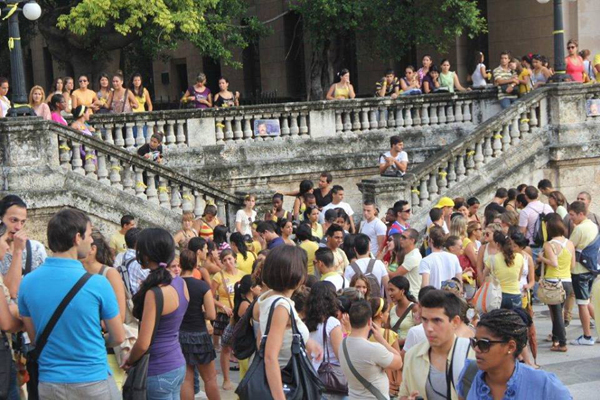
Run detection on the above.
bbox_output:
[317,321,348,395]
[232,297,258,360]
[236,297,323,400]
[342,337,387,400]
[537,247,566,305]
[472,253,502,314]
[122,287,164,400]
[389,302,415,333]
[26,273,92,400]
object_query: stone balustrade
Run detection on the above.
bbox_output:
[87,88,499,150]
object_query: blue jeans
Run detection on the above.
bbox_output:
[7,359,18,400]
[500,97,516,109]
[147,365,186,400]
[501,293,522,310]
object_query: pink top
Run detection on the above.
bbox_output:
[33,103,52,120]
[566,56,584,82]
[51,112,67,125]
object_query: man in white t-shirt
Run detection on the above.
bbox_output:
[518,186,553,249]
[319,185,355,233]
[419,226,462,289]
[339,300,403,400]
[344,234,389,296]
[359,201,387,257]
[379,135,408,177]
[315,247,347,292]
[390,229,422,299]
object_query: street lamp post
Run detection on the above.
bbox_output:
[2,0,42,117]
[536,0,576,82]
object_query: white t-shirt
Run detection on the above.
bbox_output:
[319,201,354,224]
[345,258,388,296]
[403,324,426,352]
[472,63,487,87]
[235,209,257,236]
[418,251,462,289]
[424,217,449,234]
[402,248,423,299]
[323,273,347,292]
[379,150,408,174]
[359,218,388,256]
[309,316,341,371]
[339,337,394,400]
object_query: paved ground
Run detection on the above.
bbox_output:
[196,304,600,399]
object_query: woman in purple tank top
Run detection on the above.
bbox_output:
[122,228,190,400]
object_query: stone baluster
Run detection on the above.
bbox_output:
[215,120,225,143]
[529,105,539,127]
[421,104,430,125]
[124,123,135,151]
[156,121,166,139]
[59,138,71,170]
[343,112,353,133]
[438,104,447,124]
[181,187,194,212]
[84,148,97,179]
[243,118,253,140]
[176,120,187,146]
[437,168,448,192]
[299,113,309,136]
[419,175,430,204]
[135,121,146,147]
[520,112,530,133]
[482,136,492,163]
[369,110,378,129]
[465,149,475,176]
[335,112,343,133]
[430,104,438,124]
[158,177,170,209]
[71,142,85,175]
[454,102,463,123]
[146,121,156,144]
[352,110,362,131]
[166,120,177,148]
[101,124,114,146]
[492,131,503,157]
[109,158,123,190]
[412,107,421,126]
[473,141,484,170]
[510,117,521,146]
[501,125,511,152]
[463,101,472,122]
[289,113,300,137]
[404,106,413,127]
[446,104,455,123]
[378,109,387,129]
[223,118,234,141]
[447,158,457,186]
[146,171,159,205]
[428,173,439,200]
[194,192,206,216]
[134,167,147,200]
[395,107,404,127]
[280,115,290,138]
[361,109,370,130]
[170,183,182,212]
[122,164,135,195]
[232,118,243,141]
[456,154,466,182]
[388,107,396,127]
[411,187,420,208]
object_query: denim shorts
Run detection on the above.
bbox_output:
[147,365,186,400]
[501,293,523,310]
[572,273,595,304]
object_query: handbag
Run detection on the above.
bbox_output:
[472,253,502,314]
[236,297,323,400]
[317,321,348,395]
[537,262,566,306]
[342,337,387,400]
[122,287,164,400]
[232,298,258,360]
[26,273,92,400]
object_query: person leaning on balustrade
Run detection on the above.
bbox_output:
[326,68,356,100]
[29,85,51,120]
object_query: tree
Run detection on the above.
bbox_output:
[291,0,487,100]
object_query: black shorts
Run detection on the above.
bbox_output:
[572,273,595,303]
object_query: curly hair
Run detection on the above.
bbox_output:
[350,273,371,299]
[304,281,339,332]
[477,309,528,358]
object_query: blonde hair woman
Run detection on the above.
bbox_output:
[173,212,198,250]
[29,85,51,120]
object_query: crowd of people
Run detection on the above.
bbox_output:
[0,171,597,399]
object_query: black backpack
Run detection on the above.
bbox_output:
[532,210,548,248]
[232,298,258,360]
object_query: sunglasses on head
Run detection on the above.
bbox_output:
[469,337,508,353]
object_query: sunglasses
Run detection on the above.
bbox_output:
[441,280,460,290]
[469,337,507,353]
[79,80,87,83]
[402,209,411,213]
[567,46,576,49]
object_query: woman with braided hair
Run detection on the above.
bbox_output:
[457,309,571,399]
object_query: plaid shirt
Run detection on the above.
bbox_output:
[117,249,148,295]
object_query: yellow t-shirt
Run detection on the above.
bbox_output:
[311,223,324,239]
[389,304,416,339]
[236,251,256,275]
[109,232,126,254]
[250,240,263,256]
[72,89,97,108]
[369,327,398,346]
[518,69,531,94]
[133,88,149,112]
[462,237,471,249]
[570,219,599,275]
[299,240,319,275]
[487,252,523,295]
[212,269,245,307]
[594,54,600,81]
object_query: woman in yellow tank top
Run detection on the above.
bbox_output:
[484,231,523,309]
[130,73,153,112]
[535,214,575,351]
[326,68,356,100]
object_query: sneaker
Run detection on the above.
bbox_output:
[570,335,596,346]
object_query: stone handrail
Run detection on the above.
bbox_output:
[88,88,499,150]
[46,122,243,220]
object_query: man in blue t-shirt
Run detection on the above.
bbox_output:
[18,209,124,399]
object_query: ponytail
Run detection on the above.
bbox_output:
[388,275,417,303]
[493,231,515,266]
[232,275,253,324]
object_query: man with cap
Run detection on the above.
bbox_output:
[426,197,454,234]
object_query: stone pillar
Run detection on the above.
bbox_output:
[187,116,217,147]
[308,108,336,139]
[356,176,411,218]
